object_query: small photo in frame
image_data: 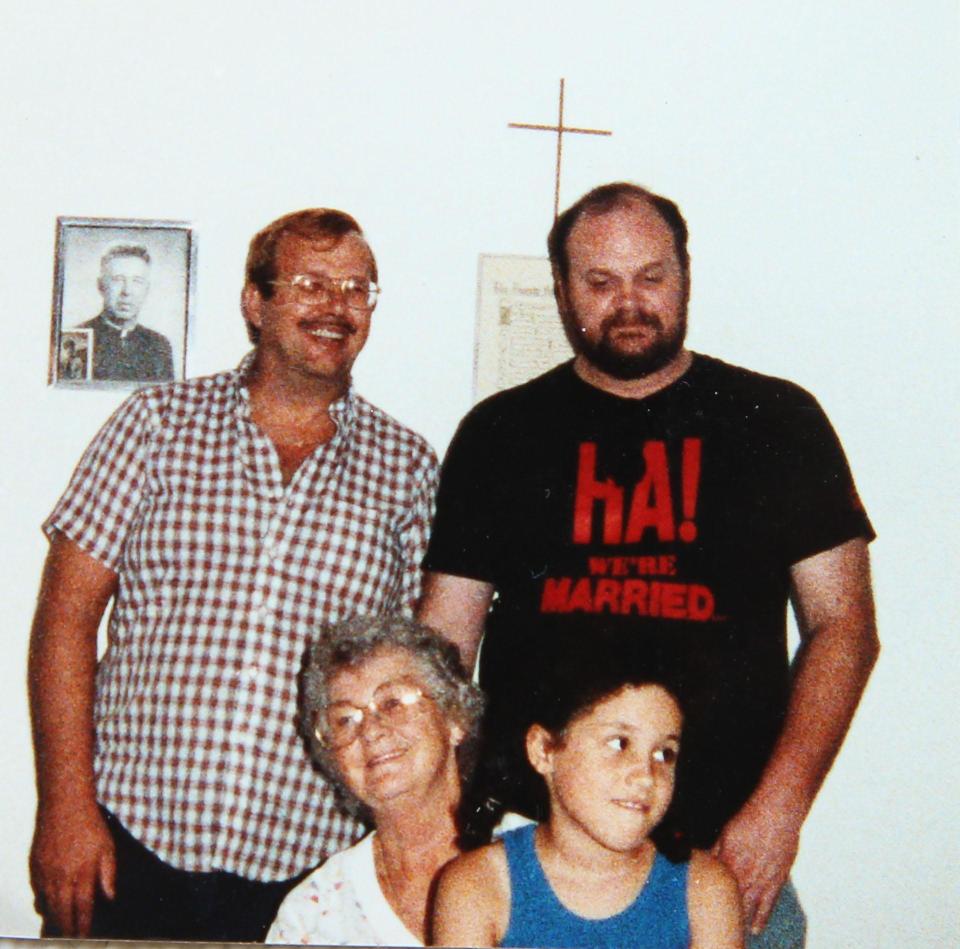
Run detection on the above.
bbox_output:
[50,216,195,388]
[57,328,93,382]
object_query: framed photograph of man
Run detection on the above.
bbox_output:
[49,216,195,387]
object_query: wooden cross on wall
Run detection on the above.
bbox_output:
[509,78,612,220]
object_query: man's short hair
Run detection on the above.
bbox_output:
[547,182,690,284]
[100,243,151,270]
[243,209,376,344]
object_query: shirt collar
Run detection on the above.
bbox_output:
[232,351,357,438]
[99,310,139,338]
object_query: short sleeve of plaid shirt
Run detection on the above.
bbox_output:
[41,366,440,880]
[43,387,156,569]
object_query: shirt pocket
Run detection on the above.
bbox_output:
[288,498,404,620]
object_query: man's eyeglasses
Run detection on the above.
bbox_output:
[271,274,380,310]
[315,680,427,749]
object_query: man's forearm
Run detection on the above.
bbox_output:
[749,608,879,820]
[752,537,879,817]
[417,571,493,672]
[29,614,99,809]
[28,536,117,809]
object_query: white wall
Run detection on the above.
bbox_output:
[2,1,956,944]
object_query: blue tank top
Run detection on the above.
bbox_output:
[500,823,690,949]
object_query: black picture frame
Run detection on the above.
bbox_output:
[49,216,195,388]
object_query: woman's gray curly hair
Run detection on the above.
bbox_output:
[300,613,485,823]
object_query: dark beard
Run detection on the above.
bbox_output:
[564,308,687,380]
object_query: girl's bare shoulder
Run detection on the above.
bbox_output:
[439,840,509,902]
[688,849,737,892]
[686,850,744,949]
[432,842,511,947]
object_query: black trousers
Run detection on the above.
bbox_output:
[45,808,308,942]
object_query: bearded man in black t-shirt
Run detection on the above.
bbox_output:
[419,182,879,948]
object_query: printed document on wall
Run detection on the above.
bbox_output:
[474,255,571,401]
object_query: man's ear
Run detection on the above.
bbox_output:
[525,724,556,778]
[241,282,263,331]
[449,722,465,748]
[551,266,569,315]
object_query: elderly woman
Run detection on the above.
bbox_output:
[266,614,484,946]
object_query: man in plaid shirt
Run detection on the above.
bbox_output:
[28,209,438,941]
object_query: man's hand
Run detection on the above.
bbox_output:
[30,800,116,937]
[714,792,803,935]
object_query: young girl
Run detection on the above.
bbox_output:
[432,663,743,948]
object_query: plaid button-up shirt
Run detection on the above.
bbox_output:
[43,357,438,881]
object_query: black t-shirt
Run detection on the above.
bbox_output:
[425,354,874,845]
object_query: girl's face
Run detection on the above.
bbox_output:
[528,684,682,856]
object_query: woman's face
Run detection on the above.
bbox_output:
[325,646,464,813]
